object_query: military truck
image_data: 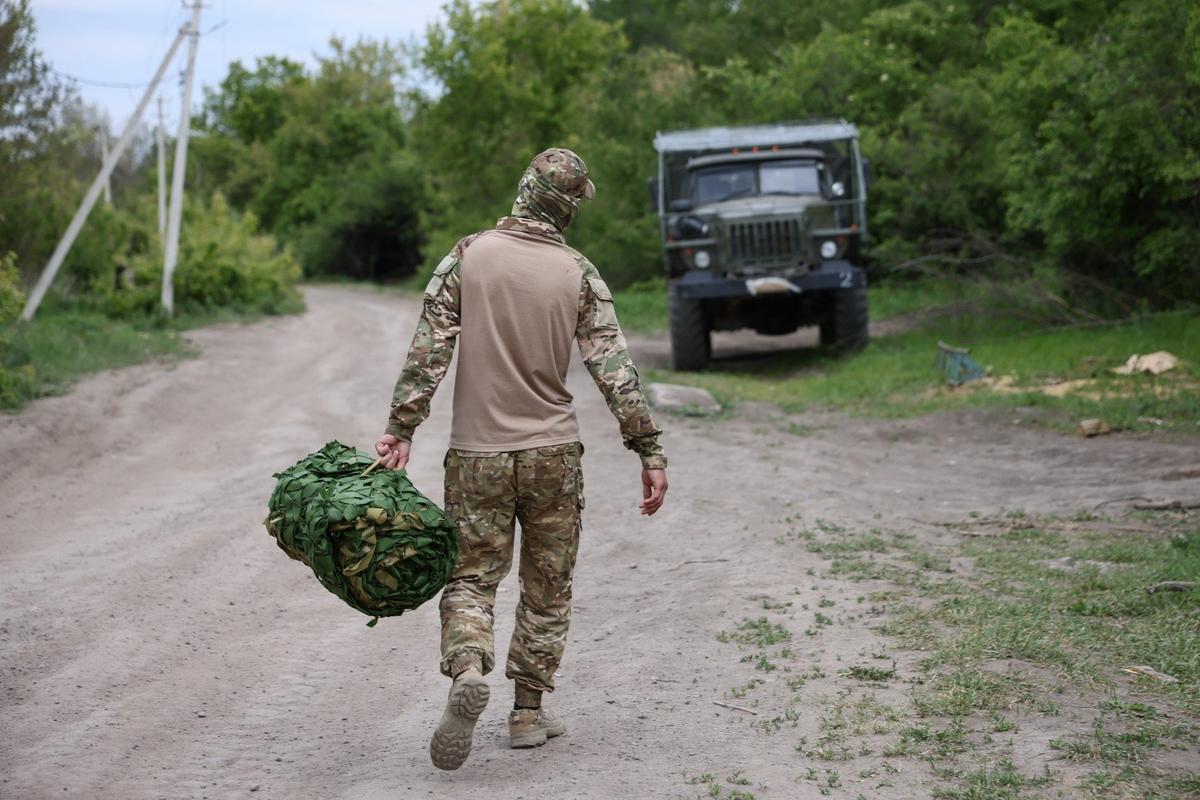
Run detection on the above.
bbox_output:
[650,119,870,370]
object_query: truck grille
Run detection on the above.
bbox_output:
[727,219,804,267]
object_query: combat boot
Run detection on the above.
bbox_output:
[508,706,565,749]
[429,668,490,770]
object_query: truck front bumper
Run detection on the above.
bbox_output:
[671,261,866,300]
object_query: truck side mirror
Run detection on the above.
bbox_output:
[647,177,660,212]
[669,198,693,212]
[861,158,872,191]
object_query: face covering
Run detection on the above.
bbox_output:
[511,168,580,231]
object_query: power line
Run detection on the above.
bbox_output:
[52,69,153,90]
[51,20,223,91]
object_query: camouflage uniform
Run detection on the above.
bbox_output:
[440,443,584,691]
[386,148,665,694]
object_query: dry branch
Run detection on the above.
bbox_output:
[1134,500,1200,511]
[1146,581,1198,595]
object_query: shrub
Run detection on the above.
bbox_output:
[0,251,40,408]
[0,252,24,324]
[113,192,302,316]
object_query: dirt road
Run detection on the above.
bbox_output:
[2,286,1196,800]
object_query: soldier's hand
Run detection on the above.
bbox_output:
[640,468,667,516]
[375,434,411,471]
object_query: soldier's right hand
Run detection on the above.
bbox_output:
[640,468,668,516]
[375,434,411,471]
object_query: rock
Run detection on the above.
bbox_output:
[1077,418,1111,437]
[1112,351,1180,375]
[647,382,721,415]
[1034,556,1118,573]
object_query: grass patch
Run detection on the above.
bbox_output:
[612,276,668,334]
[717,617,792,648]
[1,301,301,411]
[930,758,1052,800]
[798,514,1200,798]
[607,275,1199,433]
[649,309,1199,432]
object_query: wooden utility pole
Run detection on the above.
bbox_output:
[100,128,112,205]
[20,19,194,321]
[156,97,167,234]
[161,2,203,317]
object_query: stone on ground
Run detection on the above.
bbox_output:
[647,382,721,415]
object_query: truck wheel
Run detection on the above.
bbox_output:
[669,294,710,371]
[819,285,869,351]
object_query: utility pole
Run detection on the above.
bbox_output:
[20,19,194,321]
[100,128,112,205]
[161,1,202,317]
[156,97,167,234]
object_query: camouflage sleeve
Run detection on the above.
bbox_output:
[574,261,667,469]
[384,251,462,443]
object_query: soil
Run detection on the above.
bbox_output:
[2,286,1196,800]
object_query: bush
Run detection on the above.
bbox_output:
[0,251,39,407]
[111,193,302,316]
[0,252,23,324]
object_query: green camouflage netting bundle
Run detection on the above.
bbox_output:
[265,441,458,624]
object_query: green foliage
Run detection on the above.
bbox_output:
[650,279,1200,432]
[195,40,423,280]
[111,193,301,316]
[0,250,35,405]
[0,0,65,163]
[0,251,23,324]
[412,0,626,272]
[0,310,190,410]
[399,0,1197,300]
[612,276,668,333]
[6,0,1198,321]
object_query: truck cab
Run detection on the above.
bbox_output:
[651,120,870,370]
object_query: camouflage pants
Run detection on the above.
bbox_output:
[439,442,584,693]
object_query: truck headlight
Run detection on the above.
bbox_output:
[693,250,712,269]
[830,181,846,198]
[820,241,838,259]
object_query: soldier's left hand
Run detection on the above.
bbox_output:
[375,434,411,471]
[640,468,668,516]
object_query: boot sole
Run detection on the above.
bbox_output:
[430,673,490,770]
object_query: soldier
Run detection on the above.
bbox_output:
[375,148,668,770]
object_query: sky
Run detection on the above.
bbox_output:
[30,0,450,132]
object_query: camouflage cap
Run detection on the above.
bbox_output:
[511,148,595,231]
[528,148,596,201]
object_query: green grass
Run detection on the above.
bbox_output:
[930,758,1052,800]
[1,302,301,411]
[615,274,1199,432]
[717,617,792,648]
[613,276,668,334]
[651,309,1199,433]
[796,515,1200,798]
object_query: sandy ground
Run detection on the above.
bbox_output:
[2,286,1197,800]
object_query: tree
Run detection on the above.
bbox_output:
[414,0,626,263]
[194,40,425,279]
[0,0,64,164]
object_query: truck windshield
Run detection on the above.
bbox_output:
[691,160,822,204]
[761,160,822,195]
[692,165,756,205]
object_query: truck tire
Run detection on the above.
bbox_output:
[819,285,869,351]
[669,294,710,371]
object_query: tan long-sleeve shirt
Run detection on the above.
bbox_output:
[386,216,666,469]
